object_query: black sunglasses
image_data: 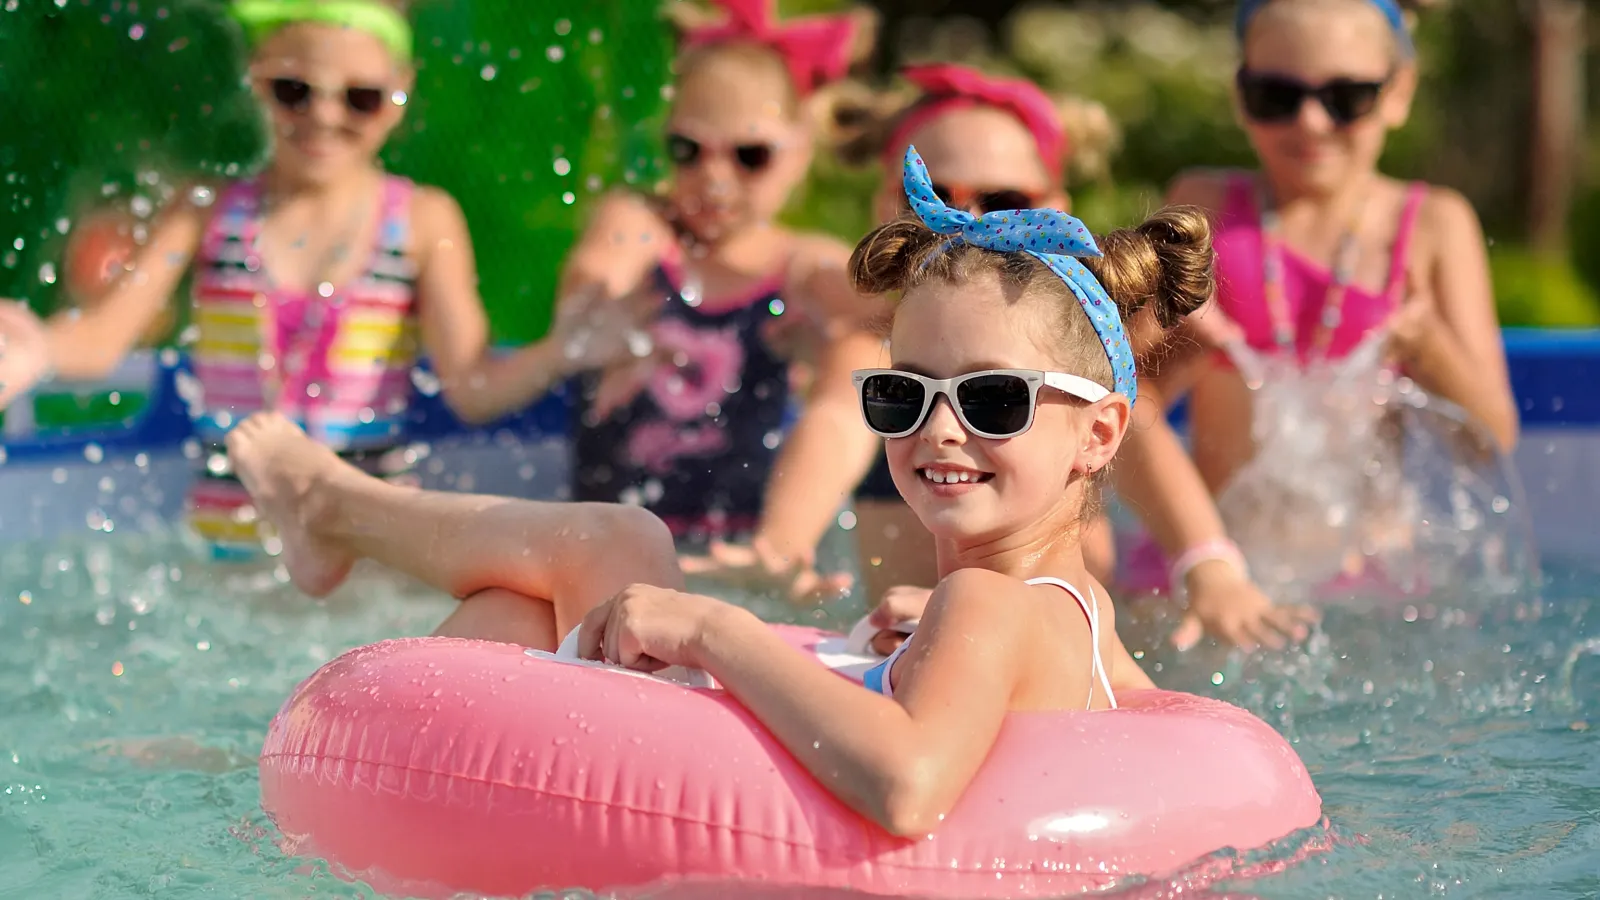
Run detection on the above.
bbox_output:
[269,77,389,116]
[666,133,775,174]
[1236,69,1388,126]
[853,369,1109,440]
[929,183,1043,216]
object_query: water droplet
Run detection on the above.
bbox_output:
[1210,672,1224,685]
[317,281,334,298]
[553,157,571,177]
[768,298,785,316]
[130,195,153,218]
[391,89,408,107]
[762,430,782,450]
[480,64,497,81]
[837,510,858,530]
[588,28,603,44]
[38,263,55,285]
[555,18,572,35]
[128,23,145,40]
[546,45,564,62]
[83,443,104,464]
[562,192,575,205]
[410,367,442,397]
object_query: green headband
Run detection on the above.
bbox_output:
[231,0,413,64]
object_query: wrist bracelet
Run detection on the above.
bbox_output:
[1169,539,1248,607]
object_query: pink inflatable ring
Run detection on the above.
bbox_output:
[260,626,1323,898]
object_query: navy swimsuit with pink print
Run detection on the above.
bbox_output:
[570,260,793,541]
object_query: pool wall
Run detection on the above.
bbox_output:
[1,330,1596,559]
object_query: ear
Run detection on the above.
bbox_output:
[1077,394,1132,475]
[1382,63,1417,128]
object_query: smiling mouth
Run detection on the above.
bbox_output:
[918,467,994,486]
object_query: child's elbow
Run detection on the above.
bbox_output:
[873,763,947,839]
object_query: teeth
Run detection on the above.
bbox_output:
[922,469,978,484]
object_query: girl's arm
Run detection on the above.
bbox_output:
[1389,188,1519,452]
[745,237,888,570]
[584,570,1035,836]
[40,196,209,380]
[413,189,668,425]
[1111,378,1316,649]
[689,567,1029,836]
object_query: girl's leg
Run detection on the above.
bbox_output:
[225,413,684,649]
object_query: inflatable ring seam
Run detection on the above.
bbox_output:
[262,748,1139,875]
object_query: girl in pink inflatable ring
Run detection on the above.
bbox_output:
[227,145,1212,834]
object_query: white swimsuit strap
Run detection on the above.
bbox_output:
[1025,577,1117,710]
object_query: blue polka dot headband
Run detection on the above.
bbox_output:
[900,145,1138,405]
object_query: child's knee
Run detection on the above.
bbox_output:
[571,504,681,583]
[578,504,672,552]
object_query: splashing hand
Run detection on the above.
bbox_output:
[576,583,726,672]
[551,282,659,373]
[1183,300,1246,352]
[0,301,50,412]
[1386,265,1442,365]
[678,537,854,606]
[1169,560,1319,652]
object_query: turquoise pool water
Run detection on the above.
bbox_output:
[0,524,1596,899]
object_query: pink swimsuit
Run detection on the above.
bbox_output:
[1120,172,1428,594]
[1213,172,1428,362]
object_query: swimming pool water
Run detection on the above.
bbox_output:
[0,526,1596,899]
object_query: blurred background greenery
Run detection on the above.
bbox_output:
[1,0,1596,362]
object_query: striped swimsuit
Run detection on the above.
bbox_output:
[187,175,421,557]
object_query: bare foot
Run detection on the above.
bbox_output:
[225,412,356,597]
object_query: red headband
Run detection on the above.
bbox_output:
[680,0,858,97]
[883,64,1069,181]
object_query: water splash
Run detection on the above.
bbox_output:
[1214,330,1538,608]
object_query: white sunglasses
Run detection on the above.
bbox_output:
[852,368,1110,440]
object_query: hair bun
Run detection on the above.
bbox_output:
[1081,206,1214,328]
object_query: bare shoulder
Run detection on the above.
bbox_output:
[924,568,1033,636]
[409,185,468,234]
[1164,167,1238,212]
[787,229,853,267]
[1416,183,1484,241]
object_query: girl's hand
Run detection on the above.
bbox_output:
[865,585,933,656]
[1183,300,1246,352]
[550,282,659,373]
[0,301,50,411]
[1386,265,1443,365]
[576,583,728,672]
[678,538,853,605]
[1170,561,1319,652]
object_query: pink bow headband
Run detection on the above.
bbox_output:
[883,64,1069,181]
[679,0,858,96]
